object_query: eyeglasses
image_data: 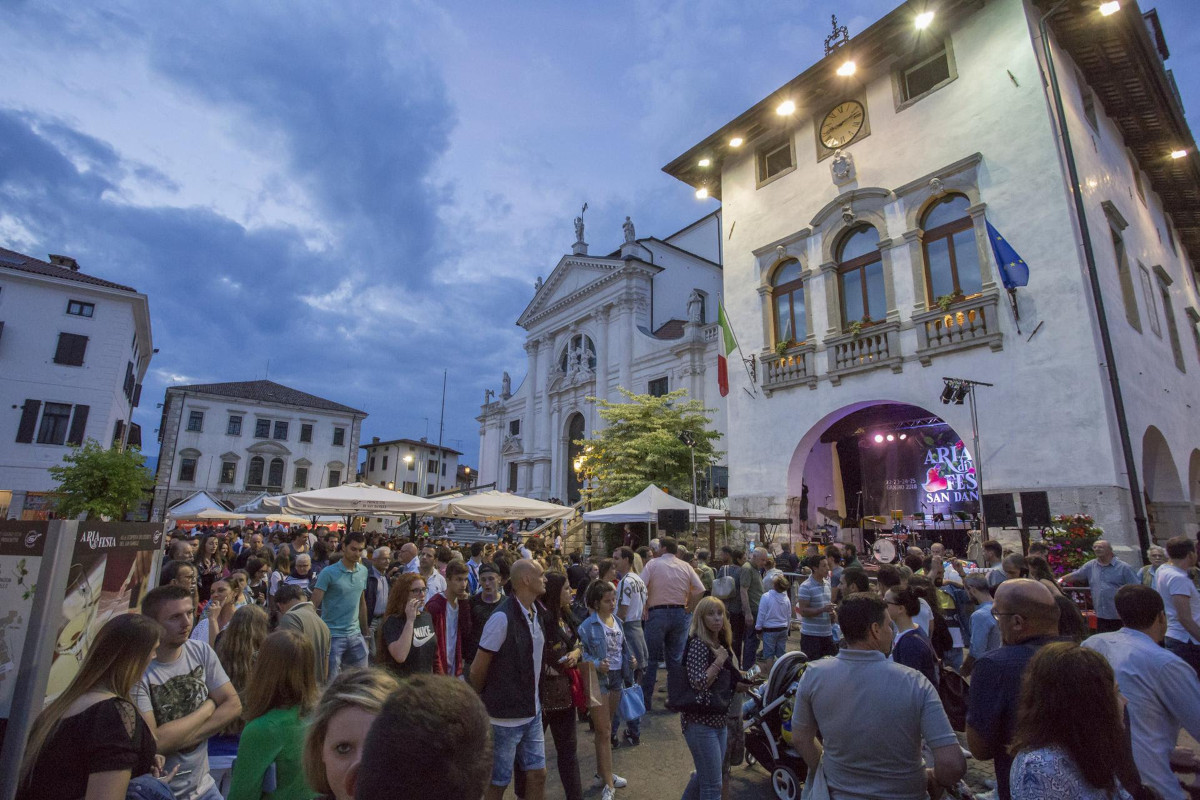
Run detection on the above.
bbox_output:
[991,609,1020,620]
[410,586,426,595]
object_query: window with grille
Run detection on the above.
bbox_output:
[273,421,288,440]
[300,424,313,443]
[255,419,271,438]
[227,415,242,436]
[900,47,951,102]
[179,458,197,482]
[187,411,204,432]
[219,461,236,484]
[332,427,346,446]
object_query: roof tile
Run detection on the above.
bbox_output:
[169,379,366,415]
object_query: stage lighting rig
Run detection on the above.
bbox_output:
[938,376,994,538]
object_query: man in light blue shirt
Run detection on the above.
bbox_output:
[313,532,369,680]
[962,573,1000,676]
[1084,584,1200,800]
[1062,539,1139,632]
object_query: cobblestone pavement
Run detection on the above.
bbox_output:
[526,629,1000,800]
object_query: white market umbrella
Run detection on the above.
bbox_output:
[172,507,246,521]
[281,482,439,515]
[241,512,311,525]
[582,484,726,524]
[439,490,574,521]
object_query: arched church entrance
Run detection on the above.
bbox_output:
[565,412,586,504]
[787,401,977,560]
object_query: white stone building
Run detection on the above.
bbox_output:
[0,247,153,520]
[152,380,366,518]
[477,213,728,503]
[662,0,1200,557]
[360,436,461,496]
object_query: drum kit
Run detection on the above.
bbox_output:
[869,510,910,564]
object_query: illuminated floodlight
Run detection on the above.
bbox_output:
[874,434,884,443]
[899,433,907,440]
[1171,149,1188,159]
[1099,1,1120,16]
[776,99,796,115]
[729,136,744,147]
[915,11,935,29]
[886,434,895,442]
[698,157,711,167]
[837,61,857,77]
[695,187,709,199]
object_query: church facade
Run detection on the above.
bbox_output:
[476,213,728,504]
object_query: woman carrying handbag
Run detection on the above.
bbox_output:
[514,572,585,800]
[677,596,754,800]
[578,580,639,800]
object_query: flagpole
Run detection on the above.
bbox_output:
[719,295,757,392]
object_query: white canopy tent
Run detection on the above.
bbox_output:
[438,490,574,521]
[172,507,247,521]
[166,491,239,521]
[582,484,726,524]
[280,482,439,516]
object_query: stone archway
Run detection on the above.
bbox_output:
[1142,426,1188,543]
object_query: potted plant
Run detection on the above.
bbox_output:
[934,294,956,312]
[847,314,872,338]
[774,338,795,356]
[1041,514,1102,576]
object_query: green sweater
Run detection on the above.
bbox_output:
[228,706,315,800]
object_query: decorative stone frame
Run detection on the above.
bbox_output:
[893,153,995,314]
[754,229,813,351]
[809,187,897,337]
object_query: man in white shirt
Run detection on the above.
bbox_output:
[1154,535,1200,677]
[1084,584,1200,800]
[614,546,648,745]
[419,544,447,602]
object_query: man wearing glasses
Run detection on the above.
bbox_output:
[965,579,1061,800]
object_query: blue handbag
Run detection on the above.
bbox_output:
[619,683,646,721]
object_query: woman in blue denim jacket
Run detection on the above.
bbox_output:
[577,580,639,800]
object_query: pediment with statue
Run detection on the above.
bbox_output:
[517,255,626,327]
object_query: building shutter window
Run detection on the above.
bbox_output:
[15,399,40,443]
[54,333,89,366]
[67,404,90,445]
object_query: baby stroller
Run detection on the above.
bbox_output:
[742,650,809,800]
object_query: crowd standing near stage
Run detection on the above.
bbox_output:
[15,518,1200,800]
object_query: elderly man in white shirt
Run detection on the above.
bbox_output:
[1084,583,1200,800]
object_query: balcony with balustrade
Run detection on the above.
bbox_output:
[913,292,1004,366]
[825,320,903,384]
[761,343,818,395]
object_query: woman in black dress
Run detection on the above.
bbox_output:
[377,572,438,677]
[18,613,172,800]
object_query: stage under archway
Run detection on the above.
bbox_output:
[789,401,980,557]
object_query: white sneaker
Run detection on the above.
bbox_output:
[601,787,616,800]
[593,773,628,789]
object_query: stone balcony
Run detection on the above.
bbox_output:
[825,320,903,385]
[913,292,1004,366]
[761,343,817,395]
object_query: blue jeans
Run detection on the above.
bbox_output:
[641,607,690,711]
[620,619,648,736]
[682,721,727,800]
[126,774,176,800]
[1166,637,1200,679]
[760,630,788,659]
[328,633,368,681]
[741,626,759,668]
[490,712,546,786]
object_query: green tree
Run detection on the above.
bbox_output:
[48,439,155,520]
[579,388,722,508]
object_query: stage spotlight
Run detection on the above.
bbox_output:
[886,434,895,442]
[952,384,970,404]
[874,434,884,443]
[939,383,956,404]
[899,433,907,440]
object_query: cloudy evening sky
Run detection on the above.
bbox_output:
[1,0,1196,465]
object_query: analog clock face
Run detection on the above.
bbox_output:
[820,101,866,149]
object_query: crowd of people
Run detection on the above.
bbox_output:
[15,519,1200,800]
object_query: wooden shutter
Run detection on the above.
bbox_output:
[72,335,89,365]
[54,333,88,366]
[15,399,40,443]
[113,419,125,446]
[67,404,90,445]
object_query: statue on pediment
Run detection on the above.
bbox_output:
[501,372,512,399]
[623,216,636,243]
[687,289,704,324]
[574,215,585,244]
[534,275,543,293]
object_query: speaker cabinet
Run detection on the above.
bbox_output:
[1019,491,1052,527]
[982,493,1018,528]
[657,509,690,532]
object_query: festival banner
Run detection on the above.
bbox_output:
[45,523,164,701]
[858,426,980,519]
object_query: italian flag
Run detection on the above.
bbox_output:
[717,301,737,397]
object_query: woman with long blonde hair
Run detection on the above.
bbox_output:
[209,604,269,791]
[227,630,319,800]
[303,667,400,800]
[18,614,171,800]
[679,596,741,800]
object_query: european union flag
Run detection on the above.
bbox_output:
[986,220,1029,290]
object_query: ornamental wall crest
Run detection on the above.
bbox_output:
[830,149,856,187]
[501,434,523,455]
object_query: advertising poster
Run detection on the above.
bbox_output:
[44,523,164,701]
[0,521,49,724]
[858,425,980,518]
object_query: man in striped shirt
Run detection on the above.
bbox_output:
[795,555,838,659]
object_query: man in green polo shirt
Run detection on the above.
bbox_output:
[313,531,370,680]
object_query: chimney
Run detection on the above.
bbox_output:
[48,254,80,272]
[372,436,380,443]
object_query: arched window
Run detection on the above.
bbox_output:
[247,456,265,487]
[837,226,886,327]
[267,458,285,489]
[771,259,806,345]
[558,334,597,372]
[921,194,982,304]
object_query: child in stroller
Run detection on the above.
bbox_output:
[742,650,809,800]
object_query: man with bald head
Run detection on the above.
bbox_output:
[470,559,548,800]
[966,579,1061,800]
[1062,538,1138,632]
[397,542,419,574]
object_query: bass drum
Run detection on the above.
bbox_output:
[872,537,898,564]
